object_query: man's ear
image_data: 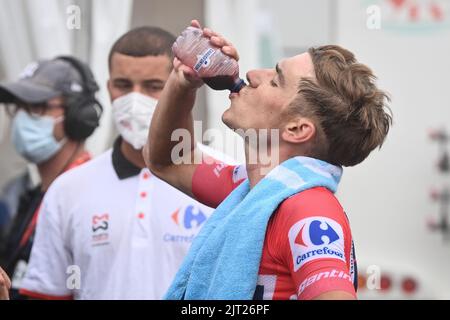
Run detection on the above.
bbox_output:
[281,117,316,144]
[106,79,114,102]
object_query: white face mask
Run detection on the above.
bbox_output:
[112,92,158,150]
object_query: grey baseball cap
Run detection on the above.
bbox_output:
[0,58,84,104]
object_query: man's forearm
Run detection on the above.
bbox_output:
[145,71,197,169]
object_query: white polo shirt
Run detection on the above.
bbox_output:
[20,139,218,300]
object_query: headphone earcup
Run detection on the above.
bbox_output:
[55,56,103,141]
[64,95,102,141]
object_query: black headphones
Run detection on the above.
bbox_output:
[56,56,103,141]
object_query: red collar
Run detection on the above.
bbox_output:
[65,151,91,171]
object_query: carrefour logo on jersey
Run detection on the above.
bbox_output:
[171,205,207,229]
[163,205,208,243]
[288,217,346,271]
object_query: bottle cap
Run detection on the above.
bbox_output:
[230,78,246,93]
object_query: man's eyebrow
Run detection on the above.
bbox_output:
[276,63,286,86]
[142,79,165,84]
[112,78,131,83]
[113,78,164,84]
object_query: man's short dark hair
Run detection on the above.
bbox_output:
[108,26,176,70]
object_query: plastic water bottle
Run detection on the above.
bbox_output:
[172,26,246,92]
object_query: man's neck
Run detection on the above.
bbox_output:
[120,140,146,169]
[244,144,277,189]
[245,164,270,189]
[244,143,302,189]
[38,141,85,192]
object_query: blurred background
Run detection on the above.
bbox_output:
[1,0,450,299]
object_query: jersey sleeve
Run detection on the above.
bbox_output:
[191,156,247,208]
[273,187,357,300]
[19,182,73,300]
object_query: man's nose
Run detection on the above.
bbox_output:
[132,84,144,94]
[246,69,271,88]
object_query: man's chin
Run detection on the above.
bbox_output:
[221,109,230,126]
[221,109,237,130]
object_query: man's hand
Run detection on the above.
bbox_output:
[145,19,241,198]
[0,267,11,300]
[172,19,240,91]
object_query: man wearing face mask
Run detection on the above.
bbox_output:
[0,57,102,299]
[19,26,217,300]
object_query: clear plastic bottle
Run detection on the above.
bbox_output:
[172,26,246,92]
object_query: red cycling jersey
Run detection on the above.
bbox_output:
[192,159,357,300]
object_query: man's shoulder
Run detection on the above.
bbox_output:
[276,187,346,222]
[48,150,114,193]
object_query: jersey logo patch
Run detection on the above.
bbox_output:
[164,205,210,243]
[289,216,346,271]
[91,213,110,246]
[92,214,109,232]
[171,205,207,229]
[232,165,247,183]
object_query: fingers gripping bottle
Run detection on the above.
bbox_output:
[172,26,246,92]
